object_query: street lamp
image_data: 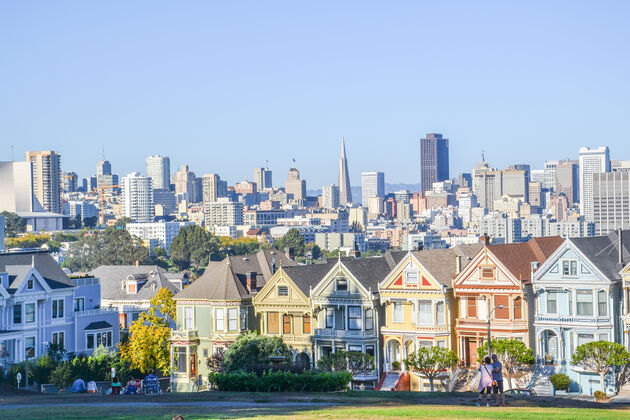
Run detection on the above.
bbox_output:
[487,304,504,358]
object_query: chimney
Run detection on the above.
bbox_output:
[246,271,257,292]
[480,235,490,246]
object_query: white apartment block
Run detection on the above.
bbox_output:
[322,185,339,210]
[122,172,154,223]
[203,198,243,227]
[579,146,610,222]
[361,171,384,205]
[592,171,630,235]
[126,221,191,255]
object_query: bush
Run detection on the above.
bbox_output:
[392,361,401,370]
[550,373,570,391]
[50,364,73,390]
[594,390,607,401]
[223,333,292,373]
[208,370,352,392]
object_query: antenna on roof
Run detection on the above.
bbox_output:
[482,149,485,162]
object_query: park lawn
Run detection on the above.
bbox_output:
[3,404,630,420]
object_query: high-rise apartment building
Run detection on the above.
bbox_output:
[121,172,154,223]
[96,160,112,178]
[367,195,384,217]
[25,151,61,213]
[204,197,244,227]
[175,165,198,202]
[579,146,610,221]
[555,159,579,205]
[543,160,559,191]
[592,171,630,235]
[202,174,228,203]
[361,171,384,205]
[528,182,542,208]
[473,163,528,211]
[322,185,339,210]
[420,133,449,194]
[285,168,306,202]
[62,171,78,192]
[254,167,273,191]
[338,138,352,205]
[146,155,171,190]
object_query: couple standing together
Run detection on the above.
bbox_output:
[477,354,505,407]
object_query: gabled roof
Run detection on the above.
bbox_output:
[487,236,563,283]
[85,321,113,330]
[570,230,630,281]
[89,264,182,301]
[411,244,483,286]
[0,251,74,293]
[281,261,338,295]
[337,256,398,291]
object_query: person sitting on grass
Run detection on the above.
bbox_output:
[71,377,86,393]
[111,377,122,395]
[144,369,160,394]
[477,356,493,407]
[125,377,137,394]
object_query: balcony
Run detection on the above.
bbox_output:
[74,308,118,317]
[170,329,199,344]
[535,315,612,325]
[313,328,377,338]
[456,318,527,331]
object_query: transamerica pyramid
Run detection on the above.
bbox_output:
[338,137,352,205]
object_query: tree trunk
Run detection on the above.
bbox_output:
[429,377,434,392]
[600,371,606,395]
[508,375,513,391]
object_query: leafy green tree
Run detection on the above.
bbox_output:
[83,216,98,228]
[64,227,149,272]
[318,351,374,377]
[274,228,305,257]
[571,341,630,396]
[114,217,134,228]
[153,246,167,258]
[49,363,73,390]
[120,288,176,374]
[477,338,535,390]
[1,211,26,237]
[169,225,220,270]
[223,333,292,373]
[405,346,459,392]
[310,244,322,260]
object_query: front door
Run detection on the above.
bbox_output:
[466,338,478,366]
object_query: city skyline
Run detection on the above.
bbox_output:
[2,2,630,186]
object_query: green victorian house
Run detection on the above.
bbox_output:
[170,249,295,391]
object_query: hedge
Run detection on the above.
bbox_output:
[208,370,352,392]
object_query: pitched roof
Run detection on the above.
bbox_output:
[411,243,483,286]
[84,321,113,330]
[0,251,74,292]
[89,265,182,301]
[487,236,564,283]
[569,230,630,280]
[339,256,398,291]
[281,261,337,295]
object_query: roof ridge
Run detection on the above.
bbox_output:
[528,238,546,262]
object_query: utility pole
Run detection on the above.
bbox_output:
[487,304,504,358]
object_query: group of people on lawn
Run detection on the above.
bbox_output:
[478,354,505,407]
[70,370,160,395]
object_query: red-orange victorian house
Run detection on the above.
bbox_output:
[453,236,563,365]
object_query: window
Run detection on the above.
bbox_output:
[13,304,21,324]
[184,307,194,330]
[577,333,594,347]
[27,277,34,290]
[52,332,65,349]
[348,345,362,352]
[25,303,35,323]
[436,301,445,324]
[568,291,573,316]
[467,297,477,318]
[481,267,494,279]
[599,333,609,342]
[406,271,418,284]
[393,302,404,323]
[365,308,374,330]
[268,312,279,334]
[598,291,607,316]
[283,314,291,334]
[562,260,578,276]
[365,345,375,357]
[348,306,362,330]
[203,348,208,358]
[419,300,432,324]
[495,295,509,319]
[228,308,238,331]
[418,341,432,348]
[546,291,557,314]
[25,337,35,357]
[437,340,446,348]
[277,285,289,297]
[325,308,334,328]
[240,307,248,330]
[303,315,311,334]
[52,299,64,319]
[128,283,136,294]
[513,297,522,320]
[87,334,94,349]
[336,278,348,292]
[87,331,113,349]
[74,298,85,312]
[577,290,593,316]
[174,346,187,373]
[215,309,225,331]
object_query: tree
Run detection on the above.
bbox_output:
[83,216,98,228]
[310,244,322,260]
[114,217,134,228]
[318,351,374,377]
[64,227,149,272]
[274,228,305,257]
[222,333,292,373]
[169,225,220,270]
[153,246,167,258]
[206,347,226,373]
[120,288,176,374]
[405,346,459,392]
[1,211,26,237]
[571,341,630,396]
[477,338,535,390]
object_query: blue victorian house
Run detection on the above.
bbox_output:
[532,230,628,395]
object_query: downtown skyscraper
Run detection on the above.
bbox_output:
[361,171,384,205]
[146,155,171,190]
[579,146,610,222]
[25,150,61,213]
[420,133,449,194]
[338,138,352,205]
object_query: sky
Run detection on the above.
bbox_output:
[1,1,629,188]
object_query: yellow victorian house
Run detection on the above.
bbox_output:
[378,245,481,391]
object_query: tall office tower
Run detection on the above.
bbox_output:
[322,185,339,210]
[202,173,228,203]
[502,168,529,202]
[579,146,610,221]
[285,167,306,201]
[555,159,579,205]
[121,172,154,223]
[528,182,543,208]
[550,193,569,222]
[592,171,630,235]
[254,167,273,191]
[455,173,472,188]
[530,169,545,184]
[544,160,559,191]
[204,197,244,227]
[175,165,197,201]
[338,138,352,205]
[472,164,501,211]
[0,214,4,252]
[146,155,170,190]
[367,195,384,216]
[96,159,112,178]
[420,133,449,194]
[361,171,384,205]
[235,180,258,204]
[25,151,62,213]
[62,171,78,192]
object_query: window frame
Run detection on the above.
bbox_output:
[282,314,291,334]
[267,312,280,334]
[227,308,238,331]
[576,290,593,316]
[418,300,432,325]
[546,291,558,314]
[365,308,374,330]
[335,278,348,293]
[325,308,335,328]
[303,314,311,334]
[52,298,64,319]
[406,271,419,285]
[597,290,607,317]
[52,331,65,349]
[436,301,445,324]
[348,306,362,330]
[240,307,248,330]
[27,277,34,290]
[13,303,22,324]
[25,336,35,357]
[25,302,36,324]
[480,266,494,280]
[74,297,85,312]
[392,302,404,323]
[562,260,578,277]
[277,285,289,297]
[184,307,194,330]
[215,308,225,331]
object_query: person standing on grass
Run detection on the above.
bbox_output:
[477,356,493,407]
[491,354,506,407]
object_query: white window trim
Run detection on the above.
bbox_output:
[184,306,194,330]
[405,270,419,284]
[24,302,37,324]
[52,298,64,320]
[52,331,65,348]
[86,329,113,350]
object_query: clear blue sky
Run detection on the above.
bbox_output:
[1,1,629,188]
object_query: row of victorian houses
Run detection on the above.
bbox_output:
[169,231,630,396]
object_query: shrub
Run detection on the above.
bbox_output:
[50,364,73,390]
[208,370,352,392]
[392,361,401,371]
[223,333,292,373]
[594,390,607,401]
[549,373,570,391]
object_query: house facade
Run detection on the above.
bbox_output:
[532,231,628,395]
[453,237,563,366]
[0,251,119,371]
[622,262,630,351]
